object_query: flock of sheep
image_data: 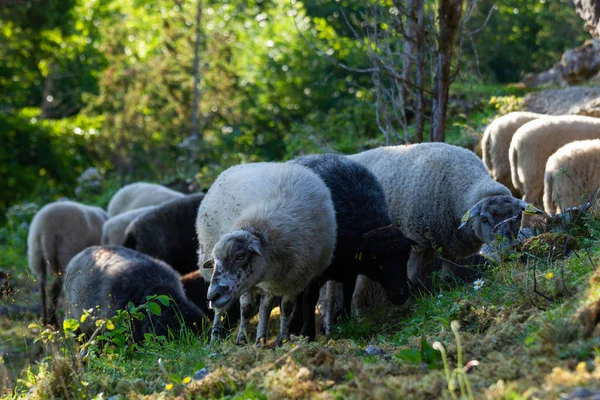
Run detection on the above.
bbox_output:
[23,112,600,347]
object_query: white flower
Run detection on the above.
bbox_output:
[437,293,443,298]
[473,279,484,291]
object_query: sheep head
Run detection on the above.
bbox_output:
[356,225,416,305]
[459,195,543,245]
[204,230,266,311]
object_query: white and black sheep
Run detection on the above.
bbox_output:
[123,194,205,275]
[544,139,600,214]
[291,154,415,339]
[349,143,537,285]
[107,182,184,217]
[101,206,155,245]
[509,115,600,207]
[64,246,208,341]
[481,111,544,194]
[27,201,108,325]
[196,162,336,346]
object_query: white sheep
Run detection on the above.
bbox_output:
[64,246,208,340]
[349,143,536,285]
[196,162,336,346]
[481,111,544,194]
[509,115,600,207]
[27,200,108,325]
[101,206,155,245]
[544,139,600,214]
[107,182,184,217]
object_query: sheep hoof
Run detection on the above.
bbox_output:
[235,332,247,345]
[255,336,267,348]
[275,335,290,348]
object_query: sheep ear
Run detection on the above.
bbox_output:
[248,241,262,257]
[519,200,544,215]
[202,259,214,269]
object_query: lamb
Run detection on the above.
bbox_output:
[27,201,108,325]
[107,182,184,217]
[291,154,414,339]
[123,194,205,275]
[481,111,544,194]
[544,139,600,214]
[64,246,208,341]
[509,115,600,207]
[196,162,336,346]
[349,143,537,285]
[101,206,155,245]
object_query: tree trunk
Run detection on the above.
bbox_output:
[414,0,425,143]
[431,0,463,142]
[401,0,416,118]
[190,0,203,142]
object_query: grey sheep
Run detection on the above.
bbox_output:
[123,194,205,275]
[101,206,155,245]
[64,246,208,341]
[27,200,108,325]
[544,139,600,214]
[107,182,184,217]
[481,111,544,195]
[349,143,536,285]
[509,115,600,207]
[196,162,336,346]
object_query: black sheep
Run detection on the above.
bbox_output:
[123,194,205,275]
[64,246,208,342]
[292,154,415,339]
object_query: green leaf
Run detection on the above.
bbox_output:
[194,361,205,371]
[156,295,171,307]
[112,332,127,346]
[395,348,421,363]
[63,319,80,333]
[147,302,162,316]
[168,374,182,384]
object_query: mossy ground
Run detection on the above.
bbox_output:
[0,214,598,399]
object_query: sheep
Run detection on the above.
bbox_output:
[27,201,108,325]
[291,154,414,339]
[101,206,156,246]
[509,115,600,207]
[544,139,600,214]
[107,182,184,217]
[64,246,208,341]
[123,194,205,275]
[196,162,336,346]
[349,143,538,285]
[481,111,544,195]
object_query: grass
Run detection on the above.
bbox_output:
[1,212,599,398]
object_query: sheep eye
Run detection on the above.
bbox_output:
[480,217,488,224]
[235,253,247,261]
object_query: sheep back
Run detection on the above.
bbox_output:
[27,201,108,279]
[123,194,204,275]
[481,111,543,194]
[196,162,336,296]
[107,182,184,217]
[544,139,600,214]
[349,143,511,259]
[101,206,155,246]
[65,246,207,339]
[509,115,600,206]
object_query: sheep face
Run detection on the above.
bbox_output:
[358,226,416,305]
[205,230,265,311]
[461,195,537,245]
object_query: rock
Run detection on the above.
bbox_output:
[365,345,385,357]
[574,0,600,39]
[524,86,600,115]
[193,367,208,381]
[560,387,600,399]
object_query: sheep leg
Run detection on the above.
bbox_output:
[210,312,225,343]
[323,280,337,336]
[441,260,454,282]
[300,278,321,340]
[255,294,275,348]
[408,250,425,288]
[40,277,48,326]
[235,291,255,345]
[352,275,369,321]
[275,295,296,347]
[49,272,62,327]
